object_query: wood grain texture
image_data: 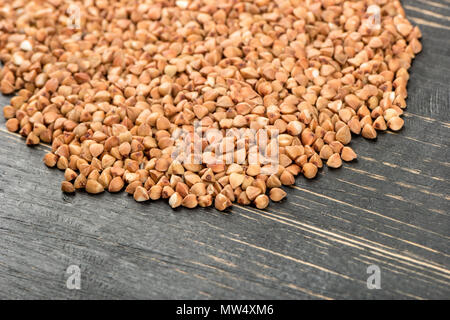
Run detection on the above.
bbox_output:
[0,0,448,300]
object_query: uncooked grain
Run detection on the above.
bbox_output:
[0,0,421,211]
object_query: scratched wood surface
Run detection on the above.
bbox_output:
[0,0,449,300]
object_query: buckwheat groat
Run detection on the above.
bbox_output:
[0,0,421,211]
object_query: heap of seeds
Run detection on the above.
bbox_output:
[0,0,421,211]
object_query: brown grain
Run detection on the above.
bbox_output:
[0,0,421,212]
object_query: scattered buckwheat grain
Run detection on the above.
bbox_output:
[0,0,421,211]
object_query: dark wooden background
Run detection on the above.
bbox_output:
[0,0,449,300]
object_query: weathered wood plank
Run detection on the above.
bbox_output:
[0,0,448,299]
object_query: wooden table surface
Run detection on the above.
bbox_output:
[0,0,449,300]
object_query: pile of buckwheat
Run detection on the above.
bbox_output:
[0,0,421,211]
